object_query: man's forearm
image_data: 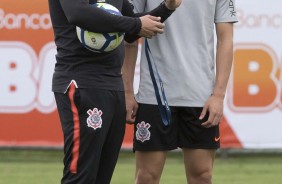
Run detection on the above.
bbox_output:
[59,0,140,34]
[124,2,175,43]
[122,41,139,94]
[135,2,175,22]
[213,23,234,98]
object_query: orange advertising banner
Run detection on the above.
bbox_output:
[0,0,62,147]
[8,0,282,149]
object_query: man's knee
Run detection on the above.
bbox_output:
[135,169,159,184]
[188,170,212,184]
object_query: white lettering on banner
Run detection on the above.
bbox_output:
[0,42,56,113]
[1,42,281,115]
[0,9,51,30]
[0,42,37,113]
[37,42,57,113]
[236,9,282,29]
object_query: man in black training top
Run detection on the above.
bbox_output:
[48,0,181,183]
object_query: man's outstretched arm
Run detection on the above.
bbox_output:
[122,41,139,124]
[124,0,182,42]
[200,22,234,128]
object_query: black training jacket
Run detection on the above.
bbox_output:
[48,0,174,93]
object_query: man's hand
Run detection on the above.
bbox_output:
[125,92,139,124]
[200,95,224,128]
[165,0,182,10]
[138,15,164,38]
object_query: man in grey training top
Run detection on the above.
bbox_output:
[123,0,238,183]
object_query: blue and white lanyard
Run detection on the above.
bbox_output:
[144,38,171,126]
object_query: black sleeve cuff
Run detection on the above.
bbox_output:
[124,17,141,43]
[149,1,175,23]
[124,1,175,43]
[133,17,142,35]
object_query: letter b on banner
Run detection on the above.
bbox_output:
[230,44,279,111]
[0,42,37,113]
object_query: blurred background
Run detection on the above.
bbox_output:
[0,0,282,183]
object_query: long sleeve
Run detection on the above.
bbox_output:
[59,0,141,35]
[123,1,175,43]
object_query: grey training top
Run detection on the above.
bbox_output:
[132,0,238,106]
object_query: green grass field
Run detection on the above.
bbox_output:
[0,149,282,184]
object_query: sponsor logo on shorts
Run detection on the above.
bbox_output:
[215,136,220,142]
[136,121,151,142]
[86,108,103,130]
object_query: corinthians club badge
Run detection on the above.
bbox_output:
[136,121,151,142]
[86,108,103,130]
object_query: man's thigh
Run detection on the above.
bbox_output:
[183,148,216,182]
[177,107,220,149]
[133,103,178,151]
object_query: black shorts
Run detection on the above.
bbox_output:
[133,104,220,151]
[54,83,126,184]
